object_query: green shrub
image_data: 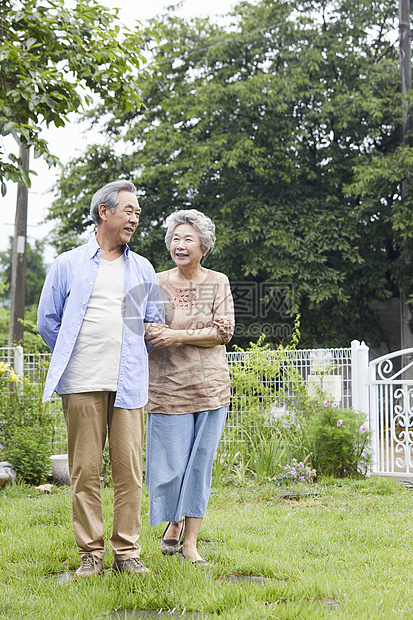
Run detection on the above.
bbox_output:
[0,361,54,485]
[5,425,53,485]
[308,401,371,477]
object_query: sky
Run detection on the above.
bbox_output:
[0,0,237,263]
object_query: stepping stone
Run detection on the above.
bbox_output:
[45,570,112,582]
[198,541,224,553]
[45,571,75,583]
[216,575,288,585]
[109,611,206,619]
[318,597,340,611]
[265,597,340,613]
[278,488,319,500]
[290,597,340,611]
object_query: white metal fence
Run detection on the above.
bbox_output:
[224,346,353,445]
[1,345,355,453]
[7,341,413,478]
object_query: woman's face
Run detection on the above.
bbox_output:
[170,223,205,269]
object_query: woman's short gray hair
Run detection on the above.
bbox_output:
[165,209,216,261]
[90,180,138,225]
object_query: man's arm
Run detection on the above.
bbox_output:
[144,271,165,326]
[37,259,67,351]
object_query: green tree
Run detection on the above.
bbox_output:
[0,237,46,307]
[0,0,156,190]
[47,0,402,347]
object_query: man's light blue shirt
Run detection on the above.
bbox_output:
[37,235,164,409]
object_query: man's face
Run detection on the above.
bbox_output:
[102,191,141,245]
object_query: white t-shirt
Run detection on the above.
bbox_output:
[59,254,125,394]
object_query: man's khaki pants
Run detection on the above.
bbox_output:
[62,392,144,560]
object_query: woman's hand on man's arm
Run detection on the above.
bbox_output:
[144,323,223,349]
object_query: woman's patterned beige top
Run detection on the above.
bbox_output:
[147,269,235,414]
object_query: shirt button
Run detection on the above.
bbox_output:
[77,322,80,325]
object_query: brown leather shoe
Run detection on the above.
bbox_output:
[112,556,151,575]
[74,553,104,578]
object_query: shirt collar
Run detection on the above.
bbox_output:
[87,233,130,258]
[88,234,100,258]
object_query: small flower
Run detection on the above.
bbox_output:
[8,370,21,383]
[323,400,329,407]
[337,419,344,427]
[331,400,340,408]
[0,362,10,374]
[359,425,367,434]
[284,459,316,485]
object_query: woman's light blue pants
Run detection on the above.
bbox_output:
[146,407,227,527]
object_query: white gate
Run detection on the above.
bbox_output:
[369,347,413,478]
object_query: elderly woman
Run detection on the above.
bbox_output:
[145,209,234,565]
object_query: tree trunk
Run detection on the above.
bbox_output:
[8,144,29,346]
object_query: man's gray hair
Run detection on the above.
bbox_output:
[90,180,138,225]
[165,209,216,262]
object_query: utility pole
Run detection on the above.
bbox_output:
[399,0,413,351]
[8,144,29,346]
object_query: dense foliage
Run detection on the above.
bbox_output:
[0,306,50,350]
[0,0,156,190]
[0,237,46,307]
[48,0,407,347]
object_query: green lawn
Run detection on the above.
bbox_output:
[1,477,413,619]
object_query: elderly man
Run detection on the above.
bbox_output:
[37,180,163,577]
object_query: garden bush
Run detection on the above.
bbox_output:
[5,425,52,485]
[0,361,54,485]
[308,400,371,477]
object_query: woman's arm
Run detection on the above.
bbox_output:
[145,272,235,350]
[145,323,223,349]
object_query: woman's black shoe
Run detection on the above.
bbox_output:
[160,518,185,555]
